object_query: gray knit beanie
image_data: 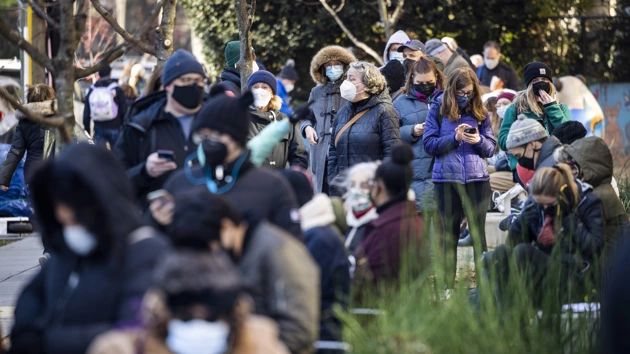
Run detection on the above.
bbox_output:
[506,115,549,149]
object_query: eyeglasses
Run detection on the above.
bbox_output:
[457,90,474,98]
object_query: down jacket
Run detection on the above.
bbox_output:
[248,109,308,170]
[328,89,401,185]
[0,100,55,185]
[301,45,357,194]
[393,92,437,211]
[422,95,496,184]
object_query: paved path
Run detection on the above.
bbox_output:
[0,237,43,339]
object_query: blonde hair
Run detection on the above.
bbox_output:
[262,95,283,112]
[513,80,558,117]
[26,84,55,103]
[349,61,387,95]
[531,163,579,210]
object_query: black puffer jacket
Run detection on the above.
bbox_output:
[327,89,401,184]
[248,109,308,169]
[10,144,170,354]
[0,100,55,185]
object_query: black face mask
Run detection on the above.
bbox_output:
[172,83,204,109]
[517,144,540,170]
[413,83,436,97]
[199,139,228,168]
[532,81,551,97]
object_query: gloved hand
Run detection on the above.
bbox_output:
[288,101,314,125]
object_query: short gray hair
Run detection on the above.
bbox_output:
[349,61,387,95]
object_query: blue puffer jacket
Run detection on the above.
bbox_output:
[422,95,496,184]
[393,92,436,211]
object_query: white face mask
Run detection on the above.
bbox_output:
[389,52,404,63]
[251,61,259,73]
[166,319,229,354]
[340,80,365,102]
[252,88,272,108]
[325,65,344,82]
[284,82,295,93]
[63,225,97,256]
[496,105,508,119]
[484,57,500,70]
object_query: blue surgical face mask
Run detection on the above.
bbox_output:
[456,95,469,109]
[326,65,344,82]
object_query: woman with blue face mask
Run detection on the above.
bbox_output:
[300,46,357,195]
[9,144,170,354]
[422,67,496,292]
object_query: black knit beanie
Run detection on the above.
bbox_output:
[279,169,313,208]
[279,59,299,81]
[192,91,254,147]
[551,121,587,145]
[380,59,405,93]
[523,61,552,86]
[375,144,414,198]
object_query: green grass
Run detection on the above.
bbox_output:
[0,240,15,247]
[617,176,630,213]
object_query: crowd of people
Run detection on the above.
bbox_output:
[1,31,627,354]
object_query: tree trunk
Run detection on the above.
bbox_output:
[156,0,177,62]
[53,0,78,143]
[31,0,48,85]
[377,0,392,40]
[235,0,255,91]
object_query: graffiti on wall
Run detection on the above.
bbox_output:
[588,82,630,167]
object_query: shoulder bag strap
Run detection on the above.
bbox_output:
[334,109,370,147]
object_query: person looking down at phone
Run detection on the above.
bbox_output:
[114,49,208,208]
[422,67,496,291]
[486,163,604,306]
[156,91,303,238]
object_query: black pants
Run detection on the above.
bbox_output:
[435,181,491,288]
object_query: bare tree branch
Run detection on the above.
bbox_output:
[136,0,165,38]
[0,16,55,73]
[319,0,384,65]
[156,0,177,61]
[335,0,345,13]
[74,43,127,78]
[0,90,65,128]
[90,0,156,55]
[390,0,404,27]
[20,0,59,28]
[74,0,88,47]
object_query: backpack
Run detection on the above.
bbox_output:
[89,83,119,121]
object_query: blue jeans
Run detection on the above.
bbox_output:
[94,128,121,148]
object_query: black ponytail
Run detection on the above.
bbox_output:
[375,144,414,199]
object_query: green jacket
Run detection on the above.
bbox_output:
[498,102,571,170]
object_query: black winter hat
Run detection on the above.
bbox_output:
[380,60,405,93]
[279,59,299,81]
[98,64,112,78]
[162,49,207,87]
[523,61,552,86]
[193,91,254,147]
[375,144,414,198]
[279,169,313,208]
[551,121,587,145]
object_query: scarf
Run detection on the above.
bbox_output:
[537,214,556,247]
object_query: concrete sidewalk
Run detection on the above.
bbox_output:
[0,237,43,339]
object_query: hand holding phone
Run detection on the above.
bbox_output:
[464,127,478,134]
[157,150,175,162]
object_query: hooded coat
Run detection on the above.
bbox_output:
[565,137,629,260]
[248,109,308,170]
[220,67,242,89]
[0,100,56,185]
[299,194,350,342]
[10,144,170,354]
[328,89,401,185]
[300,46,357,194]
[382,30,410,64]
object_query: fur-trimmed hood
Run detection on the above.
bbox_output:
[310,45,357,85]
[15,100,57,119]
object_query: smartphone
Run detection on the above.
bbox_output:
[147,189,172,205]
[157,150,175,162]
[464,127,478,134]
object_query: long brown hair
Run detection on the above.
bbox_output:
[402,57,445,95]
[26,84,55,103]
[441,67,485,122]
[531,163,579,210]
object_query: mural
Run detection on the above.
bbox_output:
[589,82,630,167]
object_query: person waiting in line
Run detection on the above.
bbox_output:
[88,251,290,354]
[441,36,475,69]
[379,59,406,101]
[343,162,380,254]
[551,120,587,145]
[423,67,496,291]
[487,164,604,307]
[397,40,426,62]
[382,30,410,65]
[327,61,401,194]
[353,144,426,287]
[167,189,319,354]
[246,70,308,170]
[9,144,170,354]
[425,38,470,78]
[301,45,357,194]
[487,92,516,194]
[276,59,299,116]
[499,61,571,185]
[476,41,521,91]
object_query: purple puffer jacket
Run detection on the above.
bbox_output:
[422,95,496,184]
